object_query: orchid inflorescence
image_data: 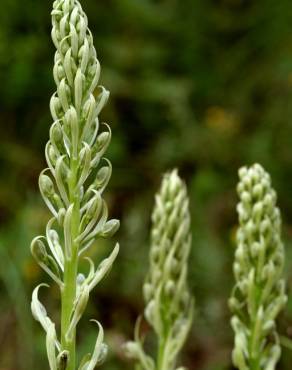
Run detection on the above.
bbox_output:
[30,0,119,369]
[125,170,194,370]
[230,164,287,370]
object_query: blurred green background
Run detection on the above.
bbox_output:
[1,0,292,369]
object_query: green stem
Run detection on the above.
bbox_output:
[157,324,171,370]
[61,157,80,370]
[249,319,260,370]
[157,338,167,370]
[61,250,78,369]
[249,285,261,370]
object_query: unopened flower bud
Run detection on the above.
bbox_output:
[39,174,55,198]
[165,280,176,298]
[252,202,263,223]
[86,196,101,219]
[124,341,140,359]
[252,183,263,199]
[101,219,120,238]
[31,238,47,262]
[50,121,63,145]
[96,131,110,152]
[144,300,155,324]
[96,165,111,187]
[238,167,248,180]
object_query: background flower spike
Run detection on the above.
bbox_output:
[126,169,194,370]
[230,163,287,370]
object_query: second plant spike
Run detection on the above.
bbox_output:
[30,1,119,369]
[230,164,287,370]
[126,169,194,370]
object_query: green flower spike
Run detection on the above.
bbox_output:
[30,1,119,369]
[230,164,287,370]
[125,170,194,370]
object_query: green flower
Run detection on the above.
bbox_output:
[230,164,287,370]
[30,1,119,369]
[126,170,194,370]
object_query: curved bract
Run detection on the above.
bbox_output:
[125,170,194,370]
[30,1,119,369]
[230,164,287,370]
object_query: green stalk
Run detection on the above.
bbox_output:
[61,250,78,370]
[249,285,260,370]
[61,156,80,370]
[157,336,168,370]
[249,318,260,370]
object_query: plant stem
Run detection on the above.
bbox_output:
[157,338,167,370]
[157,322,171,370]
[249,286,261,370]
[61,251,78,369]
[61,156,80,370]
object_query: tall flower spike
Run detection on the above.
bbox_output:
[30,1,119,369]
[230,164,287,370]
[125,170,194,370]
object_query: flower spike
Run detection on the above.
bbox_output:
[126,170,194,370]
[30,1,119,369]
[230,164,287,370]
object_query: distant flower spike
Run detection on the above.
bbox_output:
[125,170,194,370]
[30,1,119,369]
[230,164,287,370]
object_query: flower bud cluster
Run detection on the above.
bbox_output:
[125,170,194,370]
[31,1,119,369]
[230,164,287,370]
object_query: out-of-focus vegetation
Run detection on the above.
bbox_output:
[1,0,292,369]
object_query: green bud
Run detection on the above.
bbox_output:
[252,183,263,199]
[252,202,263,223]
[124,341,141,359]
[96,131,111,153]
[144,300,155,324]
[95,165,111,188]
[241,191,251,204]
[31,238,47,263]
[50,95,62,120]
[86,196,102,219]
[238,166,248,180]
[39,174,55,198]
[165,280,176,298]
[48,145,58,164]
[101,219,120,238]
[50,121,63,146]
